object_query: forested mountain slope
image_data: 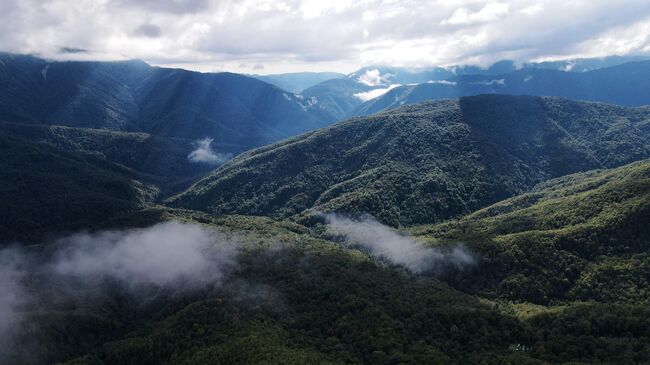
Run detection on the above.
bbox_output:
[414,158,650,304]
[0,53,334,153]
[251,71,344,93]
[352,61,650,116]
[11,192,650,365]
[301,65,454,120]
[0,136,157,243]
[0,121,213,180]
[171,95,650,226]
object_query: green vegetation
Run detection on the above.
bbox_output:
[1,88,650,363]
[0,121,212,180]
[171,95,650,227]
[413,158,650,304]
[0,136,157,243]
[4,207,643,365]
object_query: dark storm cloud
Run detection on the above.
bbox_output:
[59,47,89,54]
[114,0,211,14]
[134,23,162,38]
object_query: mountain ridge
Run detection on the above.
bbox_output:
[170,95,650,226]
[351,61,650,116]
[0,53,335,155]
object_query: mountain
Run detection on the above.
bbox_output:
[251,72,344,93]
[170,95,650,226]
[0,121,213,183]
[346,66,455,85]
[352,61,650,116]
[13,169,650,364]
[447,59,519,76]
[525,55,650,72]
[301,66,454,120]
[3,95,650,365]
[414,157,650,304]
[30,211,528,365]
[4,53,650,365]
[0,136,157,243]
[298,57,650,121]
[0,52,335,154]
[449,56,650,75]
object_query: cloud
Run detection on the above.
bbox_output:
[115,0,211,14]
[1,1,650,73]
[427,80,456,85]
[187,138,232,165]
[442,2,510,25]
[134,23,162,38]
[356,68,393,86]
[52,221,235,288]
[322,213,475,273]
[353,84,401,101]
[470,78,505,85]
[59,46,89,54]
[0,221,238,362]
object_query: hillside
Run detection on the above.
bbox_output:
[525,55,650,72]
[0,136,157,243]
[300,58,650,121]
[4,203,646,365]
[301,77,377,120]
[251,71,344,93]
[301,66,454,120]
[170,95,650,226]
[413,158,650,305]
[0,121,214,181]
[0,53,334,153]
[3,96,649,364]
[352,61,650,116]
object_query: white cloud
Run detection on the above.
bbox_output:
[521,3,543,15]
[187,138,232,164]
[0,221,238,360]
[427,80,457,85]
[470,78,505,85]
[354,84,401,101]
[323,213,475,273]
[1,1,650,73]
[443,2,510,25]
[356,68,394,86]
[52,221,235,287]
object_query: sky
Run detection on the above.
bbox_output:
[1,0,650,74]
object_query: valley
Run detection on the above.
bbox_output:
[1,53,649,365]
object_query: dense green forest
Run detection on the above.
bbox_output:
[7,188,649,364]
[171,95,650,226]
[0,136,157,243]
[0,121,212,179]
[1,80,649,363]
[412,158,650,304]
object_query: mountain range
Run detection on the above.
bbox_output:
[250,71,344,93]
[0,52,334,163]
[170,95,650,226]
[1,52,650,364]
[299,56,650,120]
[351,61,650,116]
